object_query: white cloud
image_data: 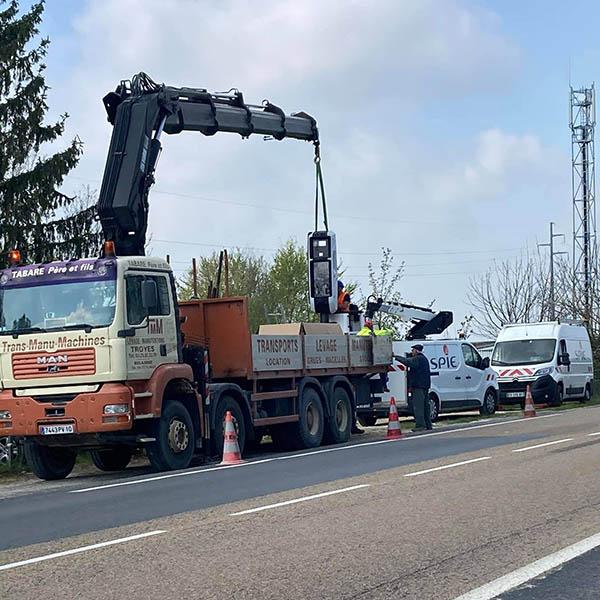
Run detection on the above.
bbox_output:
[427,128,557,209]
[67,0,518,94]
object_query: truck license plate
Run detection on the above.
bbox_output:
[39,424,74,435]
[506,392,524,398]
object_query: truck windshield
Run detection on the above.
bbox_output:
[0,279,116,334]
[491,339,556,366]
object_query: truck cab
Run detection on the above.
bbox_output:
[0,256,201,478]
[0,256,180,400]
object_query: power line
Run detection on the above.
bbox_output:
[152,238,525,257]
[350,270,485,279]
[168,255,508,269]
[65,175,439,225]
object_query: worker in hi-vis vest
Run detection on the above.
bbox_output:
[337,280,351,313]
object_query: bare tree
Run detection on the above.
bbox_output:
[549,255,600,366]
[468,254,549,337]
[457,314,475,339]
[359,247,407,336]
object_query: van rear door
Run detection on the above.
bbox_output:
[565,336,590,397]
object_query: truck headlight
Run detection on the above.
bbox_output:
[0,410,11,419]
[535,366,553,376]
[104,404,129,414]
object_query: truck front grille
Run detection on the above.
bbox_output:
[12,348,96,380]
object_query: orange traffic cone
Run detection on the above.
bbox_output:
[523,385,536,418]
[220,411,244,465]
[387,397,402,439]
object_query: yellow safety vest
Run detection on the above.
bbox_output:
[357,327,393,337]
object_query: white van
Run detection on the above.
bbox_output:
[491,321,594,406]
[357,339,499,424]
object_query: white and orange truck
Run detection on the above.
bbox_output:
[0,73,391,480]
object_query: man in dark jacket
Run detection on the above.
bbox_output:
[395,344,432,432]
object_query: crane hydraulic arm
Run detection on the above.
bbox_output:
[97,73,319,256]
[364,296,453,340]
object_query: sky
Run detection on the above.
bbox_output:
[32,0,600,334]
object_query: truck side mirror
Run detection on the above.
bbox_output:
[481,356,490,369]
[141,279,158,312]
[558,352,571,366]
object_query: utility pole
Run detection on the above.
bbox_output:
[538,222,567,320]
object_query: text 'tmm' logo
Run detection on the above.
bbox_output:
[148,318,164,335]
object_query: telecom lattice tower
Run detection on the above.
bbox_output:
[570,85,597,320]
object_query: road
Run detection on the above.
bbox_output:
[1,406,600,599]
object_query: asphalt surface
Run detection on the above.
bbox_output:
[1,406,600,599]
[498,546,600,599]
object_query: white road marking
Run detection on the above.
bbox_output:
[0,530,165,572]
[70,459,275,493]
[71,413,561,494]
[512,438,573,453]
[453,530,600,600]
[403,456,491,477]
[229,484,370,516]
[588,431,600,437]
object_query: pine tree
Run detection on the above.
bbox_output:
[0,1,99,268]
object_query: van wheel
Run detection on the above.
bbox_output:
[213,395,246,457]
[90,447,133,471]
[24,442,77,481]
[358,415,378,427]
[551,384,563,407]
[479,389,497,416]
[581,384,592,404]
[429,393,440,422]
[147,400,195,471]
[324,386,352,444]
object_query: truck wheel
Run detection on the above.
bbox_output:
[429,393,440,422]
[213,395,246,457]
[479,389,497,416]
[24,442,77,480]
[358,415,378,427]
[292,387,324,449]
[147,400,195,472]
[90,447,133,472]
[323,386,352,444]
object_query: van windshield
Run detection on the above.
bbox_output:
[491,339,556,366]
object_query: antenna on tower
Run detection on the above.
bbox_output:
[570,84,597,323]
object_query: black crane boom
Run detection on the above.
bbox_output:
[97,73,319,256]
